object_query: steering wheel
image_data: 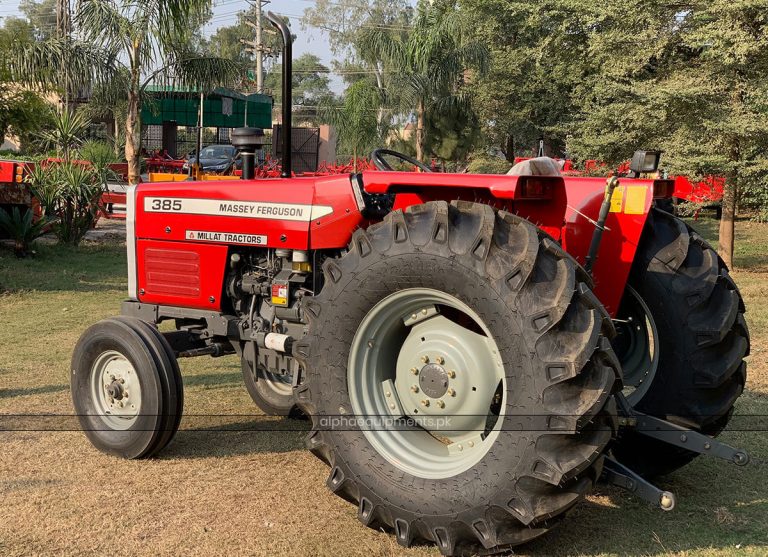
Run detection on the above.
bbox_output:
[371,148,433,173]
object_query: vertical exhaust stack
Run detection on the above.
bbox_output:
[265,11,292,178]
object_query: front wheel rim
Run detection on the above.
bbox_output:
[89,350,142,430]
[348,288,505,479]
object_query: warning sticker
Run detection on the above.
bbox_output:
[624,186,648,215]
[186,230,267,245]
[609,186,625,213]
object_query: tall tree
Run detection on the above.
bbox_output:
[264,53,337,125]
[358,0,488,162]
[321,80,382,167]
[567,0,768,268]
[461,0,589,161]
[14,0,240,184]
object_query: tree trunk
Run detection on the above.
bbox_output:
[718,181,737,269]
[504,135,515,162]
[416,97,425,163]
[125,89,140,185]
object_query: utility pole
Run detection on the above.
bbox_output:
[243,0,270,94]
[255,0,263,93]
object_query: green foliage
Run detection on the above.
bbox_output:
[466,155,511,174]
[0,206,50,257]
[355,0,489,161]
[322,80,382,163]
[37,109,91,160]
[79,140,124,166]
[265,54,338,125]
[25,161,105,246]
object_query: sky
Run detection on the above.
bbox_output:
[0,0,344,92]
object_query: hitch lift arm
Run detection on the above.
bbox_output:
[602,393,750,508]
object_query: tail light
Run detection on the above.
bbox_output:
[15,165,23,183]
[516,177,556,200]
[652,179,674,199]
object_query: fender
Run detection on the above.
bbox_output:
[360,170,568,240]
[561,176,670,316]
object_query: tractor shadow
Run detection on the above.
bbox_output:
[0,384,68,398]
[164,415,309,459]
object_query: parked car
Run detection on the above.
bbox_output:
[183,144,241,174]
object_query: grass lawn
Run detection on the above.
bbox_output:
[0,218,766,557]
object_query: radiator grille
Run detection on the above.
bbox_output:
[144,248,200,297]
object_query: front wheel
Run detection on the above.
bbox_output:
[71,317,183,459]
[294,201,619,555]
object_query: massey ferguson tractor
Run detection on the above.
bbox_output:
[71,14,750,556]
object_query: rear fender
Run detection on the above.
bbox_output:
[360,171,568,240]
[561,176,671,316]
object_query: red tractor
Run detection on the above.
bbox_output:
[71,15,749,556]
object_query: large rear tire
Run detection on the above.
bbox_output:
[71,317,183,459]
[294,201,619,556]
[612,208,749,476]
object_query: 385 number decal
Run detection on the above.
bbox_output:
[150,199,182,211]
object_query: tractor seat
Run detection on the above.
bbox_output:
[507,156,563,177]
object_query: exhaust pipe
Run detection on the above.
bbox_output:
[265,11,292,178]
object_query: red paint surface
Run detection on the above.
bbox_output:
[132,171,659,317]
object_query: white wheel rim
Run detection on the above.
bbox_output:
[89,350,142,430]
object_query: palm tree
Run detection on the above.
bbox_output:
[321,80,383,170]
[14,0,241,184]
[358,0,488,162]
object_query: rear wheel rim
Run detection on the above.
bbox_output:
[89,350,142,430]
[348,288,505,479]
[613,285,659,405]
[257,367,293,396]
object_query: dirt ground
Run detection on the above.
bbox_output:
[0,216,766,557]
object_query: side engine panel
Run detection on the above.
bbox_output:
[131,175,361,310]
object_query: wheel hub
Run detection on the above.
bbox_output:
[418,363,449,398]
[106,380,125,400]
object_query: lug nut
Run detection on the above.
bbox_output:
[421,355,429,363]
[385,391,391,398]
[435,356,445,365]
[457,444,463,451]
[421,399,430,407]
[421,308,428,315]
[410,367,419,375]
[411,313,418,320]
[447,388,456,397]
[411,385,419,393]
[468,441,475,448]
[436,400,445,409]
[389,403,395,410]
[448,370,456,378]
[119,378,125,384]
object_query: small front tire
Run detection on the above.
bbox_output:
[71,317,183,459]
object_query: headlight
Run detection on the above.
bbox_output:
[629,150,661,175]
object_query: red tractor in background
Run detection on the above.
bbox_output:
[0,158,33,217]
[71,14,750,556]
